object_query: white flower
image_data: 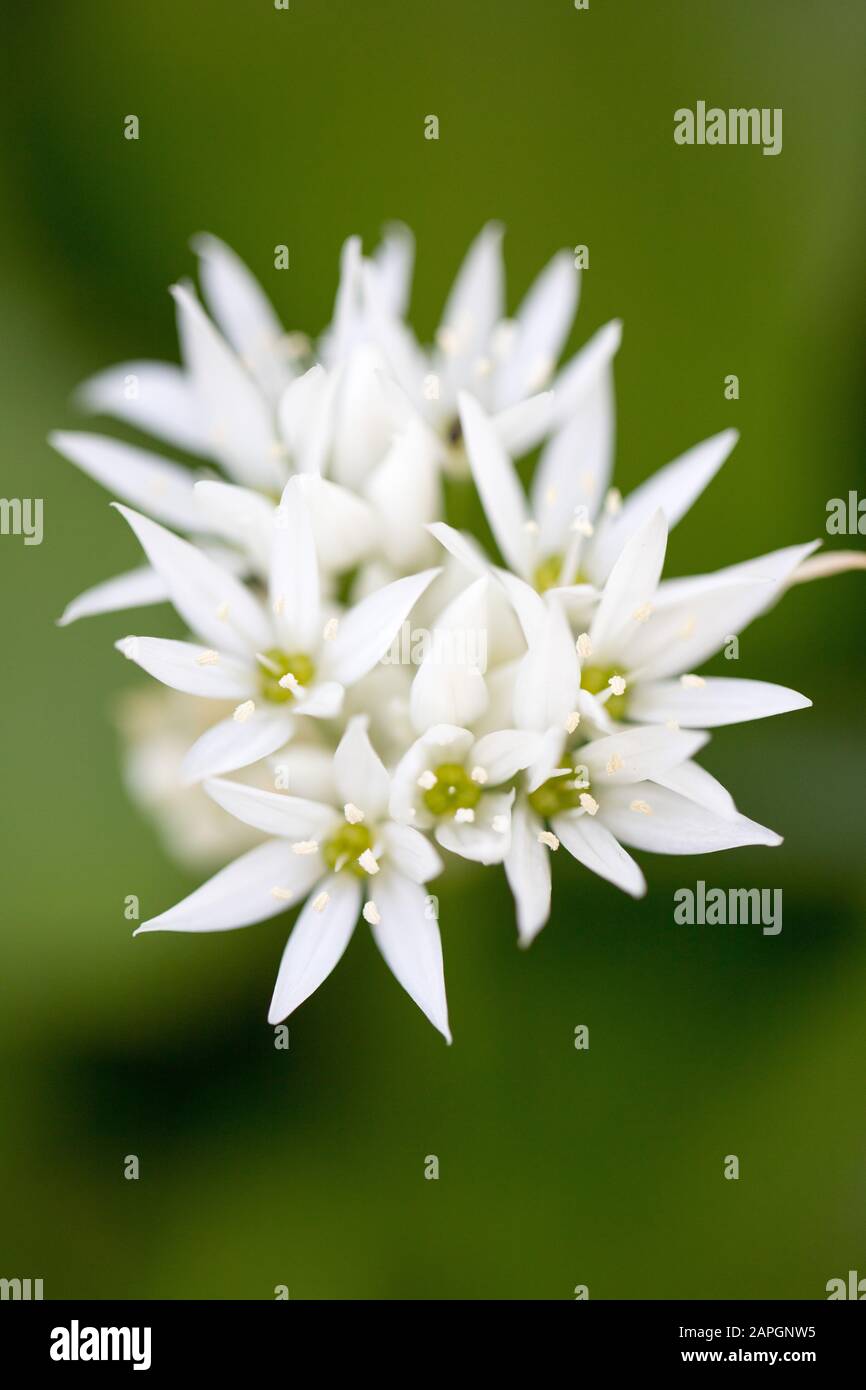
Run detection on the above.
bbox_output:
[367,223,589,473]
[499,600,784,943]
[436,381,740,610]
[50,230,416,624]
[136,717,451,1040]
[389,723,528,865]
[563,509,814,730]
[114,477,439,782]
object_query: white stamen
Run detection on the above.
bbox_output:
[604,487,623,515]
[606,753,623,774]
[195,649,220,666]
[470,766,488,785]
[312,891,330,913]
[665,719,681,731]
[631,602,653,623]
[272,594,285,616]
[270,886,294,901]
[454,807,475,824]
[579,793,599,816]
[358,849,379,875]
[233,700,255,723]
[630,799,653,815]
[570,506,594,538]
[680,673,706,689]
[565,710,581,733]
[362,900,381,926]
[576,632,593,658]
[322,617,339,642]
[256,651,282,676]
[522,519,540,535]
[278,672,305,697]
[291,839,319,855]
[344,803,364,824]
[608,675,627,697]
[417,769,437,790]
[538,830,560,851]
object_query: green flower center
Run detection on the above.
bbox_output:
[422,762,483,818]
[528,763,592,819]
[323,822,374,877]
[532,552,587,594]
[580,664,628,721]
[258,648,316,704]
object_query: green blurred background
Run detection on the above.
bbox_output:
[1,0,864,1300]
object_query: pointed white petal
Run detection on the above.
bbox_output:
[589,508,667,661]
[547,319,622,428]
[628,677,811,728]
[513,598,579,732]
[116,635,253,697]
[292,681,345,719]
[76,360,212,457]
[136,839,319,933]
[204,778,338,841]
[470,728,546,784]
[192,480,274,566]
[172,283,283,490]
[333,716,391,820]
[492,390,555,457]
[504,800,552,945]
[408,575,490,732]
[379,822,443,884]
[270,477,320,651]
[590,429,738,582]
[371,220,415,318]
[180,708,294,784]
[364,424,440,572]
[530,366,615,553]
[652,759,737,819]
[59,566,169,626]
[277,363,335,474]
[268,873,360,1024]
[494,250,579,410]
[656,541,819,605]
[600,783,782,854]
[458,391,531,577]
[330,344,395,489]
[494,566,548,645]
[115,504,271,656]
[581,725,708,785]
[304,474,380,572]
[319,567,440,687]
[369,868,451,1041]
[50,431,201,532]
[553,813,646,897]
[192,232,292,402]
[427,521,492,576]
[438,222,504,366]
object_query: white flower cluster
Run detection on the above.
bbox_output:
[52,225,858,1041]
